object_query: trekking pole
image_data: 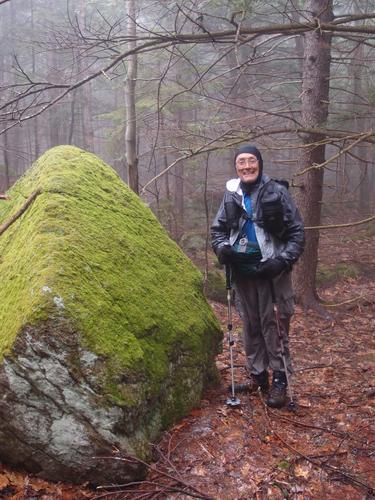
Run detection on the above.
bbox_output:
[269,280,297,412]
[225,265,240,407]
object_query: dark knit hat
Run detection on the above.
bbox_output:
[234,145,263,182]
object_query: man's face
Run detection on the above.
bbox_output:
[235,153,260,184]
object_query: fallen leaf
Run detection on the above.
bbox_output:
[191,465,206,477]
[294,464,310,479]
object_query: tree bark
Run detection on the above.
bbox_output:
[76,0,95,153]
[81,81,95,152]
[30,0,40,160]
[68,90,77,145]
[173,160,184,242]
[47,45,61,148]
[173,110,185,242]
[349,14,371,215]
[124,0,139,194]
[3,131,10,190]
[0,6,10,189]
[294,0,333,312]
[160,111,173,235]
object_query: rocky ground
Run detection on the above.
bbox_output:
[0,224,374,499]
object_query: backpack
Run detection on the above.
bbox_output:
[258,179,289,235]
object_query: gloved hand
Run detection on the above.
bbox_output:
[255,257,287,279]
[217,244,236,265]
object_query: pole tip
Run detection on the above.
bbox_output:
[226,396,241,407]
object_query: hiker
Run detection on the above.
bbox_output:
[211,145,304,408]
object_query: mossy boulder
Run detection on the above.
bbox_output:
[0,146,221,485]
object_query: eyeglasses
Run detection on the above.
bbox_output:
[236,158,258,167]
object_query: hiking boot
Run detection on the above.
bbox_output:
[251,370,270,395]
[229,370,269,394]
[267,371,287,408]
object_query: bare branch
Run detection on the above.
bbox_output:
[0,189,41,237]
[305,214,375,230]
[294,132,374,176]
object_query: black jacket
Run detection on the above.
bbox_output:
[211,175,304,265]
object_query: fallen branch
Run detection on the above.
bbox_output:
[0,189,41,237]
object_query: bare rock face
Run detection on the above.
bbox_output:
[0,146,221,484]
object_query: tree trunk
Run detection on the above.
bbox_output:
[173,110,185,242]
[68,90,77,145]
[173,161,184,242]
[124,0,139,194]
[47,45,61,148]
[30,0,40,160]
[3,131,10,190]
[350,24,370,215]
[294,0,333,312]
[160,111,173,234]
[81,81,95,152]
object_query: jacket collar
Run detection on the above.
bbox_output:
[226,174,270,195]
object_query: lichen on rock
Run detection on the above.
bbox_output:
[0,145,222,484]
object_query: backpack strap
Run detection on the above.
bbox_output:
[272,178,289,190]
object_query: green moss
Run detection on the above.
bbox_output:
[0,146,222,420]
[277,460,291,470]
[317,262,360,287]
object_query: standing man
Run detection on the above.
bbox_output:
[211,145,304,408]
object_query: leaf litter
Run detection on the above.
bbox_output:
[0,225,373,499]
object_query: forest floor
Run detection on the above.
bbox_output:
[0,224,374,499]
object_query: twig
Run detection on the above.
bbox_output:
[295,363,333,372]
[262,400,374,493]
[295,132,373,176]
[273,430,374,493]
[151,441,184,480]
[0,189,41,237]
[320,434,348,466]
[267,409,347,438]
[94,484,205,499]
[322,295,371,307]
[99,454,214,500]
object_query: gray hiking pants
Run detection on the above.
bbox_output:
[234,271,295,376]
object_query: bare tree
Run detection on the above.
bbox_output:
[294,0,334,312]
[0,0,374,310]
[124,0,139,193]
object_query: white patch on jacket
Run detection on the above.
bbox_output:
[226,178,275,260]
